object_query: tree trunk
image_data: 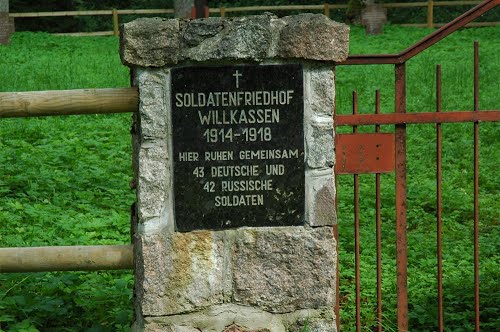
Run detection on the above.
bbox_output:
[174,0,207,19]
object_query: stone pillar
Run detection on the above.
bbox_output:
[0,0,14,45]
[121,13,349,332]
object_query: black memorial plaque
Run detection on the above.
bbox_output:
[172,64,304,231]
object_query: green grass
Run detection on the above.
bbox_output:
[0,33,133,331]
[0,25,498,331]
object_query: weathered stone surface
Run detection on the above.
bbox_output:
[121,14,349,67]
[283,308,336,332]
[232,227,335,313]
[138,232,225,316]
[135,68,170,140]
[134,68,175,235]
[143,304,286,331]
[137,227,335,318]
[306,169,336,227]
[305,115,334,169]
[181,18,224,47]
[278,14,349,61]
[181,15,274,62]
[223,325,270,332]
[137,142,169,221]
[301,64,336,228]
[143,324,200,332]
[141,305,335,332]
[121,18,181,67]
[303,65,335,171]
[304,66,335,117]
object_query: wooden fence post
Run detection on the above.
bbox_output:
[324,3,330,17]
[220,6,225,18]
[112,8,119,36]
[427,0,434,28]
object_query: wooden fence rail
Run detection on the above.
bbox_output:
[0,88,138,118]
[0,245,134,272]
[9,0,496,37]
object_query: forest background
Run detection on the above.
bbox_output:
[9,0,500,33]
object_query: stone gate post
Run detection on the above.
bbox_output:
[120,13,349,332]
[0,0,14,44]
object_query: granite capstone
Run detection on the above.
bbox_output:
[121,14,349,67]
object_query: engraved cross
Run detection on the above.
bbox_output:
[233,70,242,88]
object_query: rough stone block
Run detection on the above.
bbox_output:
[141,305,336,332]
[283,308,336,332]
[138,232,225,316]
[278,14,349,61]
[232,227,335,313]
[306,169,336,227]
[305,115,334,169]
[121,14,349,67]
[181,15,274,62]
[223,325,270,332]
[137,142,169,222]
[181,18,224,47]
[142,304,286,331]
[135,68,170,140]
[304,66,335,117]
[143,323,201,332]
[120,18,181,67]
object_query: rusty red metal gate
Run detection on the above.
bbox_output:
[333,0,499,330]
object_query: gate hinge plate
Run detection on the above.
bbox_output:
[335,133,395,174]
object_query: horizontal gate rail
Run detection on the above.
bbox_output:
[0,245,133,273]
[335,110,500,126]
[0,87,138,118]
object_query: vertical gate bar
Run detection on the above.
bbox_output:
[375,90,383,332]
[436,64,444,332]
[394,63,409,331]
[353,91,361,332]
[473,40,480,332]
